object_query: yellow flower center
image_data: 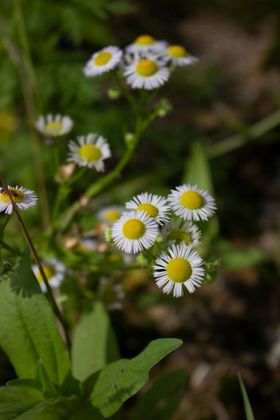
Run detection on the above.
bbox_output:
[136,59,158,77]
[180,191,204,209]
[136,203,159,218]
[36,265,55,283]
[167,45,187,58]
[45,121,63,135]
[167,230,191,245]
[167,258,192,283]
[79,144,102,162]
[0,188,25,203]
[105,209,121,222]
[123,219,145,239]
[135,35,155,45]
[94,51,112,66]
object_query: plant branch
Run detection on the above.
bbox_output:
[206,109,280,159]
[0,174,71,350]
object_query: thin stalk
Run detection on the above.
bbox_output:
[0,175,71,349]
[1,3,50,229]
[206,109,280,159]
[56,116,145,233]
[0,238,21,256]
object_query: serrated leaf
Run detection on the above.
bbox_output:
[0,250,71,387]
[72,300,119,381]
[89,338,183,417]
[132,369,187,420]
[238,374,255,420]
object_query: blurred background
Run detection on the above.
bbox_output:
[1,0,280,419]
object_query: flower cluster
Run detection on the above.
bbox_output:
[83,34,198,90]
[111,185,217,297]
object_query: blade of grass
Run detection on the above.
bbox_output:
[238,374,255,420]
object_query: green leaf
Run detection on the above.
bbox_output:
[89,338,183,417]
[216,241,266,269]
[183,140,213,193]
[0,250,71,387]
[238,374,255,420]
[223,248,265,269]
[72,300,119,381]
[132,369,187,420]
[0,384,44,419]
[183,141,219,247]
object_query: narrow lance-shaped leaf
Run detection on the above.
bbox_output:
[238,374,255,420]
[0,250,71,386]
[89,338,183,417]
[72,300,119,381]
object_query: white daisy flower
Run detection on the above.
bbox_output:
[126,35,167,54]
[124,56,169,90]
[153,243,205,297]
[0,185,37,214]
[168,184,216,221]
[32,259,66,292]
[112,211,158,254]
[98,277,125,310]
[165,45,198,66]
[68,133,111,171]
[162,219,201,247]
[84,46,122,77]
[35,114,73,137]
[97,206,124,225]
[125,193,170,225]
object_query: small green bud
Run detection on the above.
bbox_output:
[104,227,113,243]
[108,88,121,100]
[124,132,135,146]
[136,253,149,267]
[156,99,172,117]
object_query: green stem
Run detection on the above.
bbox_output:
[0,238,21,255]
[206,109,280,159]
[0,174,71,350]
[7,1,50,229]
[56,116,145,233]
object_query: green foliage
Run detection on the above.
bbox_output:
[238,374,255,420]
[132,369,187,420]
[0,253,183,418]
[183,140,219,249]
[0,250,71,386]
[215,240,266,269]
[88,338,183,417]
[72,300,119,381]
[183,140,213,194]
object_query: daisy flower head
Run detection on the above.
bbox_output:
[68,133,111,171]
[0,185,37,214]
[168,184,216,221]
[125,193,170,225]
[84,46,122,77]
[124,54,170,90]
[126,35,167,54]
[162,219,201,248]
[165,44,198,67]
[35,114,73,138]
[97,206,124,225]
[32,259,66,292]
[112,210,158,254]
[153,243,205,297]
